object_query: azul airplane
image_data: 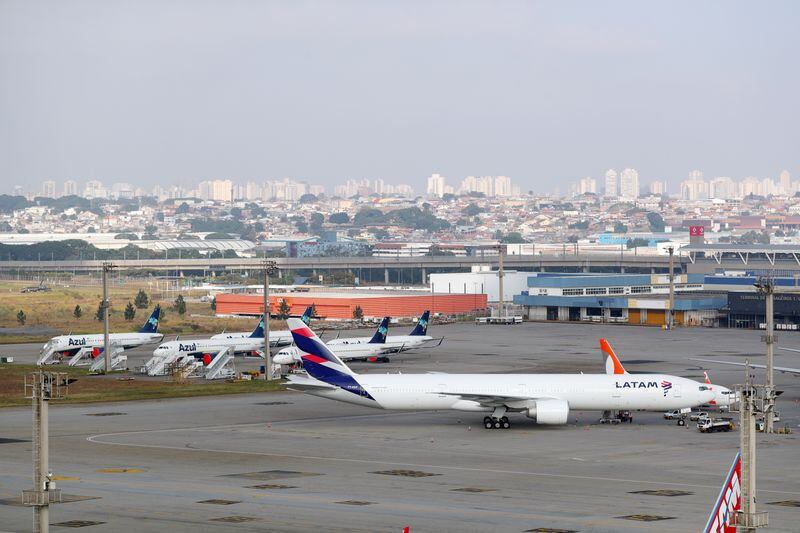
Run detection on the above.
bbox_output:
[283,318,716,429]
[151,318,269,360]
[273,317,391,364]
[38,307,163,365]
[209,306,313,347]
[378,311,440,353]
[600,339,737,410]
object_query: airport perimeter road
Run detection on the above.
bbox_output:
[0,322,799,532]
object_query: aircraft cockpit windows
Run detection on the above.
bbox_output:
[699,386,709,391]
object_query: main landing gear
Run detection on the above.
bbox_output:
[483,416,511,429]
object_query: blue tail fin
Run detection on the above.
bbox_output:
[249,318,265,338]
[368,317,390,344]
[301,306,313,325]
[139,306,161,333]
[409,311,429,336]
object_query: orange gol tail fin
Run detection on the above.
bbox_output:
[600,338,627,375]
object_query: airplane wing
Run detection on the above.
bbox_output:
[435,391,539,407]
[415,337,446,349]
[690,358,800,376]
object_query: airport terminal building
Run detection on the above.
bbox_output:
[513,273,725,327]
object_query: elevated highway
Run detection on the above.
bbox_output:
[0,253,683,281]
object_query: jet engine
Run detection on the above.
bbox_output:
[525,399,569,425]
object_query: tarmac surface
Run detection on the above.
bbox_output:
[1,321,799,532]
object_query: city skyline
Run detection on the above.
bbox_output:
[1,1,797,195]
[12,166,800,201]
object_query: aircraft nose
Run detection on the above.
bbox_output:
[728,391,741,406]
[273,352,292,365]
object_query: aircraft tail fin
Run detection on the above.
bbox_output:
[704,371,712,385]
[288,318,356,378]
[703,451,742,533]
[599,338,627,375]
[139,306,161,333]
[369,317,390,344]
[249,318,265,338]
[409,311,429,336]
[301,305,314,325]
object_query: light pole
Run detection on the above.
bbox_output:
[262,259,278,380]
[101,262,115,374]
[23,371,68,533]
[667,246,675,330]
[497,244,505,318]
[754,276,776,433]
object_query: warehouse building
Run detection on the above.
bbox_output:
[513,273,724,327]
[215,291,487,320]
[429,268,530,303]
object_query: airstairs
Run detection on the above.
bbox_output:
[67,347,97,367]
[141,351,182,376]
[203,348,235,380]
[89,346,127,372]
[37,342,61,366]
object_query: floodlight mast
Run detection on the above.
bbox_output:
[262,260,278,381]
[754,276,776,433]
[102,262,115,374]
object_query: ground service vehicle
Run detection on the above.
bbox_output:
[698,417,735,433]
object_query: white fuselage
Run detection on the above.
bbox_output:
[209,330,293,347]
[706,383,737,409]
[321,334,430,355]
[382,334,432,352]
[275,342,387,364]
[154,336,264,357]
[39,333,163,364]
[299,373,715,412]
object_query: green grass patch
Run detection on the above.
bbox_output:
[0,364,286,407]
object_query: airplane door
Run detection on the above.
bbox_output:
[673,386,682,398]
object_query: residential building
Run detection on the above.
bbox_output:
[604,169,618,198]
[426,173,446,197]
[649,181,666,195]
[618,168,639,200]
[41,180,56,198]
[63,180,78,196]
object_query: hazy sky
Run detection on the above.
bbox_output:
[1,1,798,194]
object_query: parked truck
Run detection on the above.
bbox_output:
[698,417,735,433]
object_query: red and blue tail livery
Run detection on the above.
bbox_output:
[704,451,741,533]
[288,318,374,401]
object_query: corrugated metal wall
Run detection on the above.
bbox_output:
[215,293,488,319]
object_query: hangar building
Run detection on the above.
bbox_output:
[215,291,487,320]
